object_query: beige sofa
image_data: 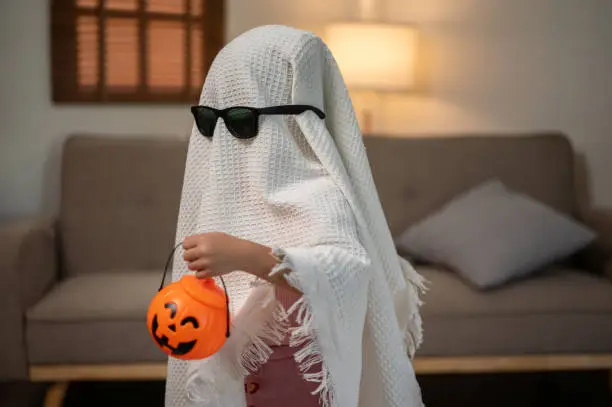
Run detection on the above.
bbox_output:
[1,133,611,406]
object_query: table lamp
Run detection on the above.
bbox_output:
[325,22,417,134]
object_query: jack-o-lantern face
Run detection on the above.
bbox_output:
[151,301,199,356]
[147,275,228,360]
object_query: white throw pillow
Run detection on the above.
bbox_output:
[396,179,596,289]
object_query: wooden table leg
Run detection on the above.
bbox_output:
[43,382,69,407]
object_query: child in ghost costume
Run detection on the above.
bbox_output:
[166,25,426,407]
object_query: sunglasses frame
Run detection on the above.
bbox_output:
[190,105,326,139]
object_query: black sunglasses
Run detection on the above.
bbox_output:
[190,105,326,140]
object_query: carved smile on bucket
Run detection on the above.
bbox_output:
[151,302,199,356]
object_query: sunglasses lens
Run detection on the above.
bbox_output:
[193,108,217,138]
[226,108,257,139]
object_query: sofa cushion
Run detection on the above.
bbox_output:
[363,133,577,237]
[396,180,596,289]
[59,135,187,276]
[26,272,165,364]
[416,266,612,356]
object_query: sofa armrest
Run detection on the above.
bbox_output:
[579,208,612,278]
[0,217,58,380]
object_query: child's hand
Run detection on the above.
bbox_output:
[183,232,251,278]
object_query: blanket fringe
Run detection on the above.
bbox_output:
[186,292,290,404]
[399,257,430,358]
[288,297,335,407]
[231,300,290,377]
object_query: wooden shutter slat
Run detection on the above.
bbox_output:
[77,8,192,20]
[106,0,138,10]
[190,0,202,16]
[76,15,99,88]
[77,0,99,8]
[146,0,184,14]
[147,20,185,90]
[105,17,139,89]
[191,24,203,91]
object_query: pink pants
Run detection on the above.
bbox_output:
[244,345,321,407]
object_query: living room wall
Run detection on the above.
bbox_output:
[1,0,611,217]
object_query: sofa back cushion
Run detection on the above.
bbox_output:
[58,132,578,275]
[59,135,187,276]
[363,133,578,238]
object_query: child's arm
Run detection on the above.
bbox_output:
[238,238,302,296]
[183,232,302,296]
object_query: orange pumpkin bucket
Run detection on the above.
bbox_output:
[146,243,230,360]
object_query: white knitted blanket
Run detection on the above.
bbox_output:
[165,25,426,407]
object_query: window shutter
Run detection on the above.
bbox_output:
[51,0,224,103]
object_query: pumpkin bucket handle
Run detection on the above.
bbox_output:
[159,241,231,338]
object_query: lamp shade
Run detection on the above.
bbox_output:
[325,23,417,92]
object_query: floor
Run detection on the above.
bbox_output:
[1,371,610,407]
